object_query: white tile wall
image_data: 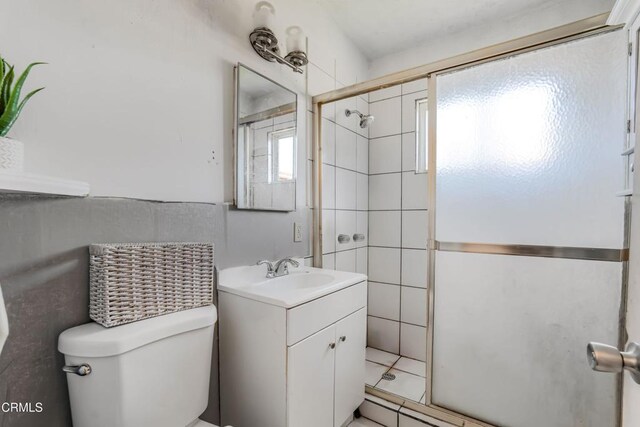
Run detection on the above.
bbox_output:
[357,135,369,173]
[368,247,401,284]
[401,132,416,172]
[357,173,369,211]
[308,63,335,100]
[401,211,428,250]
[369,135,402,174]
[336,168,357,210]
[366,84,431,362]
[401,249,428,288]
[356,211,368,248]
[400,323,427,361]
[322,118,336,165]
[402,172,428,210]
[368,316,400,354]
[356,248,368,274]
[401,287,427,327]
[322,165,335,209]
[336,210,357,251]
[321,94,369,280]
[369,173,401,210]
[336,96,359,133]
[336,125,357,170]
[323,253,335,269]
[368,281,401,321]
[336,249,357,273]
[369,211,401,247]
[323,209,336,254]
[369,97,402,138]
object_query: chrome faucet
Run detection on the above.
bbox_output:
[257,258,300,279]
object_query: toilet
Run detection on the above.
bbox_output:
[58,305,225,427]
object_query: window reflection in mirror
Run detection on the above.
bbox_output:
[235,64,297,211]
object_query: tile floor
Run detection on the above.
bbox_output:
[365,347,426,403]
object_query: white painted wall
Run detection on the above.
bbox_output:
[369,0,614,78]
[0,0,368,203]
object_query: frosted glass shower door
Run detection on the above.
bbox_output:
[431,30,627,427]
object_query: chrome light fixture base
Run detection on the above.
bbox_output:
[249,27,280,62]
[284,50,308,68]
[249,27,307,74]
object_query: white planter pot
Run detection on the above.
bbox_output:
[0,137,24,172]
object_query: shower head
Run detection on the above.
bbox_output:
[345,109,374,129]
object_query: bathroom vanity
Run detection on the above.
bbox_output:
[218,263,367,427]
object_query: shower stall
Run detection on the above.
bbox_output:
[313,15,631,427]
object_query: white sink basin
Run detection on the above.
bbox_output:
[218,262,366,308]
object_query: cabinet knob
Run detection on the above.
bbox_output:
[329,342,336,349]
[339,336,347,342]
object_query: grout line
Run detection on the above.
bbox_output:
[367,313,426,332]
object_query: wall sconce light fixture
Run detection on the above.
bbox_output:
[249,2,308,74]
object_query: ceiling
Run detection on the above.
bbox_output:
[314,0,615,60]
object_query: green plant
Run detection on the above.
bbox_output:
[0,56,45,137]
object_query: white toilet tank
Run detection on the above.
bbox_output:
[58,306,217,427]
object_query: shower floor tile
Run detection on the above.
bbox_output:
[366,360,390,387]
[375,368,425,402]
[392,357,426,377]
[366,347,401,367]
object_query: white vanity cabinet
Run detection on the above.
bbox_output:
[288,308,366,427]
[219,269,367,427]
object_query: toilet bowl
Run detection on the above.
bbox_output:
[58,306,229,427]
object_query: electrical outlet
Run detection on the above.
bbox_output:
[293,222,302,242]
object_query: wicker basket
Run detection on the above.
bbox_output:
[89,242,214,327]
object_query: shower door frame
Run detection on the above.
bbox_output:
[311,12,627,427]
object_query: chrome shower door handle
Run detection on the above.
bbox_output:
[587,341,640,384]
[352,234,365,242]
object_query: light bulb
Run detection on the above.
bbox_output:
[286,26,305,53]
[253,1,275,29]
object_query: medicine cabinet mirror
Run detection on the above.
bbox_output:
[234,64,297,211]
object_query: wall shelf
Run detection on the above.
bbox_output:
[0,171,90,197]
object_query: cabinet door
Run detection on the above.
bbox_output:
[334,308,366,426]
[287,324,336,427]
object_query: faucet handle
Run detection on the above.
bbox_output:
[257,260,276,277]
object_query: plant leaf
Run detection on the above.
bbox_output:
[2,62,45,118]
[0,66,14,114]
[0,87,44,137]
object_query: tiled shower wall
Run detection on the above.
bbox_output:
[366,79,429,361]
[321,95,370,274]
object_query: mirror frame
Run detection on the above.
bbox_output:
[233,63,298,212]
